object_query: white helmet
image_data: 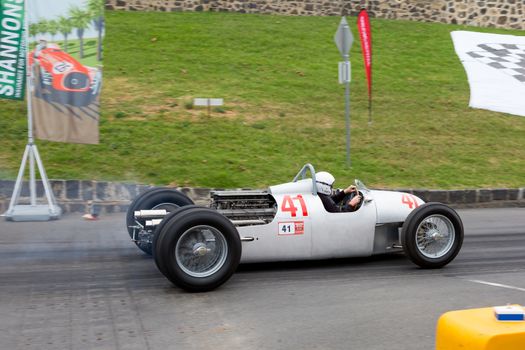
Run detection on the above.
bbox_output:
[316,171,335,195]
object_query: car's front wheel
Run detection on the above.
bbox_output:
[154,207,241,292]
[401,202,463,268]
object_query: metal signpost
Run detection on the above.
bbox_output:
[4,1,61,221]
[334,17,354,167]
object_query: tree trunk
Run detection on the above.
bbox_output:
[97,23,102,61]
[63,33,68,52]
[78,28,84,59]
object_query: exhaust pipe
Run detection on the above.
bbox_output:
[134,209,168,219]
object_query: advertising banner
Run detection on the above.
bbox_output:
[0,0,26,100]
[357,9,372,105]
[451,31,525,118]
[28,0,104,144]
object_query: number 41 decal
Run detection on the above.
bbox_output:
[401,194,420,209]
[281,195,308,217]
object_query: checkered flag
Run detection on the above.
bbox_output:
[467,43,525,83]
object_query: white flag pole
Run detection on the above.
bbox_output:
[4,0,61,221]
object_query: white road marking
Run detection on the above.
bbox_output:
[468,279,525,292]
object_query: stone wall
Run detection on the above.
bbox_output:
[105,0,525,30]
[0,180,213,215]
[0,179,524,216]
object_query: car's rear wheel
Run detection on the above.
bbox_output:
[126,188,194,255]
[154,207,241,292]
[401,203,463,268]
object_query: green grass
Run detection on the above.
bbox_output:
[1,11,524,189]
[64,38,100,67]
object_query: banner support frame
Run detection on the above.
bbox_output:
[3,0,61,221]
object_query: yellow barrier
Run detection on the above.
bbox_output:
[436,306,525,350]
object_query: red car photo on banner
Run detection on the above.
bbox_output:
[27,0,105,145]
[29,42,101,107]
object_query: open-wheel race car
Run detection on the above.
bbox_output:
[126,164,464,292]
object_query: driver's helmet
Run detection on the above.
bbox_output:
[316,171,335,195]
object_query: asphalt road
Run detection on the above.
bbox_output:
[0,208,524,350]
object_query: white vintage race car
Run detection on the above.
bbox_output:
[126,164,464,292]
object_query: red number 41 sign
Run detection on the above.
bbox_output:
[281,195,308,217]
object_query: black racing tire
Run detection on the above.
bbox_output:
[401,202,464,269]
[154,207,241,292]
[152,205,203,275]
[51,90,70,105]
[52,90,92,107]
[79,90,95,106]
[126,187,194,255]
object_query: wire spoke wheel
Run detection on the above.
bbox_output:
[155,207,241,292]
[175,225,228,278]
[415,215,455,258]
[401,203,464,269]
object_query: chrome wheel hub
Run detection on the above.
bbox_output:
[416,215,455,259]
[175,225,228,278]
[193,243,211,257]
[428,228,443,240]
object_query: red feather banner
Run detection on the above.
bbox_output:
[357,9,373,122]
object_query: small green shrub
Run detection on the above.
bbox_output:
[114,111,127,119]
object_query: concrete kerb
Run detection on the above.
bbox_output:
[0,180,524,215]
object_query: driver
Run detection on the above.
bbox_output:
[316,171,362,213]
[34,39,47,58]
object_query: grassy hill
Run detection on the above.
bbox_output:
[0,11,523,189]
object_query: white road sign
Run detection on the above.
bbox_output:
[338,61,351,84]
[194,98,224,107]
[334,16,354,57]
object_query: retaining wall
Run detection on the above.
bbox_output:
[105,0,525,30]
[0,179,523,216]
